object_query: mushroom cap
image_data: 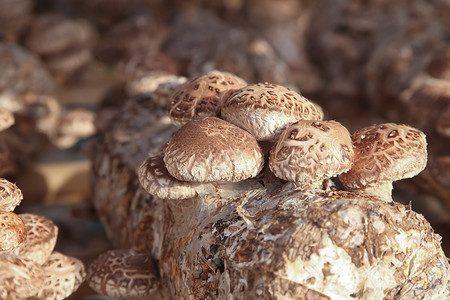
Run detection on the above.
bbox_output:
[339,123,428,190]
[0,211,26,251]
[168,70,247,126]
[36,251,86,300]
[0,255,44,299]
[138,155,200,200]
[87,249,159,298]
[12,213,58,265]
[163,117,264,182]
[221,82,324,141]
[0,106,14,132]
[269,120,353,186]
[125,71,188,108]
[0,178,23,211]
[25,14,93,56]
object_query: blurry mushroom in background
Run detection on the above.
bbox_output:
[0,0,33,42]
[93,15,168,66]
[0,178,23,212]
[24,13,96,83]
[12,213,58,265]
[339,123,428,202]
[87,249,160,299]
[168,70,247,126]
[163,117,264,182]
[36,251,86,300]
[138,155,210,200]
[0,107,14,132]
[117,48,178,80]
[221,82,323,141]
[0,211,26,252]
[125,71,188,108]
[269,120,354,189]
[53,107,96,148]
[0,255,44,299]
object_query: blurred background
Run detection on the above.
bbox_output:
[0,0,449,298]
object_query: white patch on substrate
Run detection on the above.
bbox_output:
[283,237,397,300]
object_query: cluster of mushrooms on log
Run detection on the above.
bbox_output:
[0,0,449,299]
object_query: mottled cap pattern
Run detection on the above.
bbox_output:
[0,211,26,251]
[37,251,86,300]
[269,120,353,187]
[13,213,58,265]
[0,255,44,299]
[339,123,428,189]
[87,249,159,298]
[164,117,264,182]
[221,82,324,141]
[138,155,199,200]
[168,70,247,126]
[0,178,23,212]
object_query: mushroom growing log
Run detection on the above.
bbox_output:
[88,78,450,299]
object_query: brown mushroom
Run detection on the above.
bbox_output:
[0,178,23,212]
[269,120,354,189]
[0,211,26,251]
[0,255,44,299]
[168,70,247,126]
[339,123,428,201]
[138,155,210,200]
[125,71,188,108]
[87,249,159,299]
[36,251,86,300]
[221,82,323,141]
[163,117,264,182]
[12,213,58,265]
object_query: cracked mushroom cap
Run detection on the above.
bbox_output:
[221,82,324,141]
[138,155,204,200]
[36,251,86,300]
[0,178,23,211]
[168,70,247,126]
[12,213,58,265]
[0,106,14,131]
[163,117,264,182]
[339,123,428,190]
[0,211,26,251]
[269,120,353,187]
[0,255,44,299]
[87,249,159,298]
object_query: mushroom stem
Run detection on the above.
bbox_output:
[353,182,394,202]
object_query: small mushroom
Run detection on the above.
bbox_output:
[0,211,26,251]
[53,108,96,148]
[0,255,44,299]
[269,120,354,189]
[125,71,188,108]
[221,82,323,141]
[24,14,95,82]
[87,249,159,299]
[138,155,208,200]
[168,70,247,126]
[163,117,264,182]
[36,251,86,300]
[12,213,58,265]
[0,178,23,212]
[339,123,428,201]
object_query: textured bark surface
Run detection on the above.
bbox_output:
[90,95,450,299]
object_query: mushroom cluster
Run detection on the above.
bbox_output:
[138,70,429,203]
[87,70,448,299]
[0,179,86,300]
